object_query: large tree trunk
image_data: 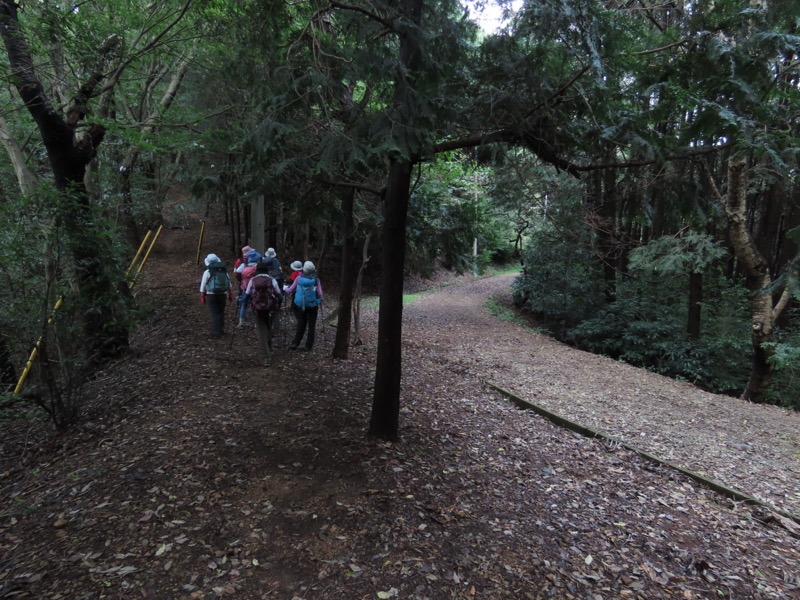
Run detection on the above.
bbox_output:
[332,188,356,359]
[715,159,793,403]
[370,159,413,440]
[368,0,423,441]
[1,1,128,361]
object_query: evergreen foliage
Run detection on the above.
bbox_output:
[1,0,799,431]
[514,222,800,408]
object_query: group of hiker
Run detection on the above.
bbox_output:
[198,246,323,366]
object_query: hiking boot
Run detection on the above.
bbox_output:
[262,358,271,367]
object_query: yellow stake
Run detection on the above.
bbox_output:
[196,220,206,265]
[129,225,163,289]
[14,296,64,395]
[126,230,152,278]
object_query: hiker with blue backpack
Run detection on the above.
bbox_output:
[244,260,283,366]
[199,253,233,339]
[284,261,323,352]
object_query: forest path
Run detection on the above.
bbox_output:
[2,216,800,599]
[402,274,800,520]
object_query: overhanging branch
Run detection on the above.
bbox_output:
[428,131,731,178]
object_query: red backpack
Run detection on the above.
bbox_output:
[240,264,257,292]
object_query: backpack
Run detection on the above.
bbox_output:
[250,274,279,314]
[294,275,320,310]
[240,264,257,291]
[206,261,230,294]
[261,257,285,288]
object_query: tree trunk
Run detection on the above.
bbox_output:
[267,194,278,249]
[234,199,243,250]
[333,188,356,359]
[0,114,38,196]
[0,1,128,362]
[370,159,413,440]
[713,158,791,403]
[353,232,372,347]
[600,166,618,303]
[318,225,329,273]
[687,271,702,340]
[368,0,423,441]
[302,222,310,260]
[0,334,17,392]
[227,198,236,256]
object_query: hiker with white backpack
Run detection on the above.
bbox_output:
[244,260,282,366]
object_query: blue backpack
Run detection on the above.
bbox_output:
[294,275,319,310]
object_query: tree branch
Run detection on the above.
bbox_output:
[317,177,384,197]
[328,1,395,30]
[429,132,731,177]
[0,1,72,154]
[633,37,690,56]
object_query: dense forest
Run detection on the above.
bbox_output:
[1,0,799,438]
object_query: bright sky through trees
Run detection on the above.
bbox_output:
[468,0,522,32]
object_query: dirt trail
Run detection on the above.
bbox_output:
[1,218,799,599]
[403,275,800,519]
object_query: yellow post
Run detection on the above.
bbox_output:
[126,230,152,278]
[14,296,64,395]
[196,220,206,265]
[129,225,163,290]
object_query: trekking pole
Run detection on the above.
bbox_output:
[273,307,282,351]
[319,301,327,344]
[275,302,283,349]
[285,302,292,348]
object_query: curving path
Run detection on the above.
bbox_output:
[402,274,800,519]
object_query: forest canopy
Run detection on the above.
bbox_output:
[0,0,798,435]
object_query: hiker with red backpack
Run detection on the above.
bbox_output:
[286,260,303,320]
[199,253,233,339]
[288,260,303,284]
[234,249,261,328]
[284,261,323,352]
[233,245,252,291]
[244,260,282,366]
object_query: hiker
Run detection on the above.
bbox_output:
[261,247,285,288]
[286,260,303,317]
[232,245,252,291]
[288,260,303,284]
[284,260,323,351]
[245,260,282,366]
[235,249,261,328]
[199,253,232,339]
